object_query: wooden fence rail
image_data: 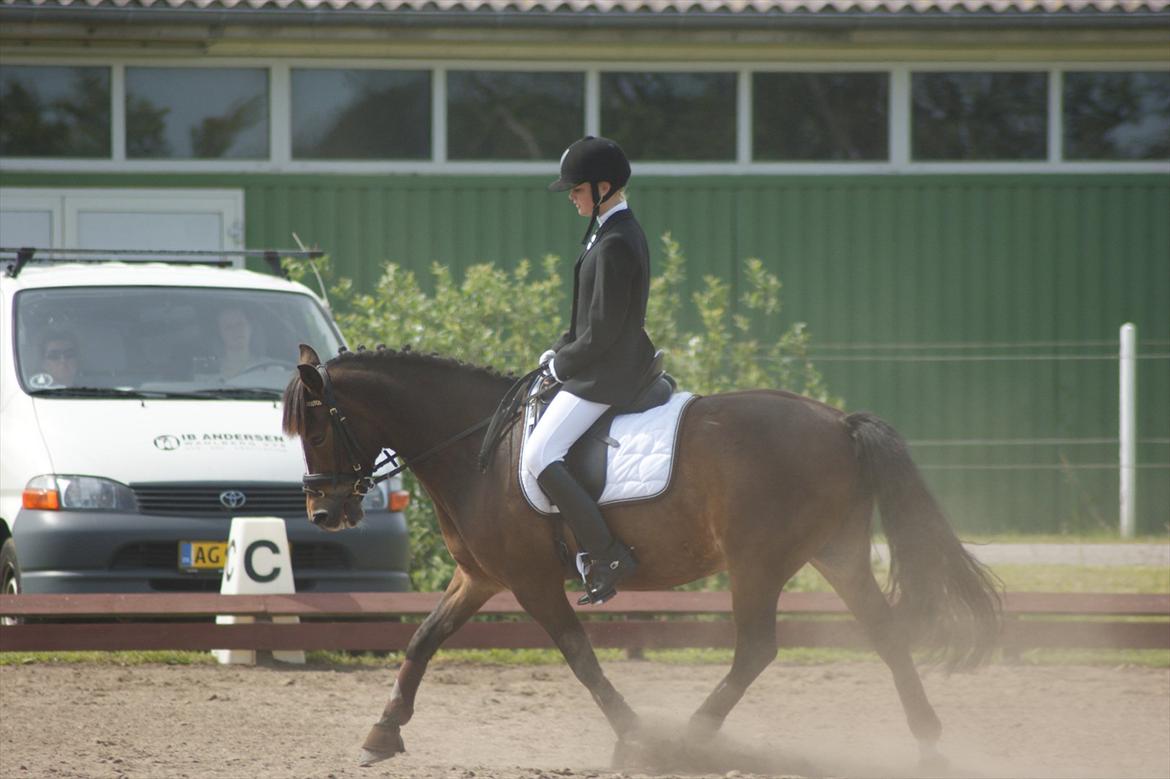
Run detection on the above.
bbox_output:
[1,592,1167,654]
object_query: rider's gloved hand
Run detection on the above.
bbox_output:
[539,350,561,382]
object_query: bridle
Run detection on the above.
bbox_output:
[301,363,497,499]
[301,364,389,499]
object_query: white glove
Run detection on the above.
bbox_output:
[539,349,556,367]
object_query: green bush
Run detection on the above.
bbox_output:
[647,234,835,402]
[285,234,833,592]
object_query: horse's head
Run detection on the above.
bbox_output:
[283,343,377,531]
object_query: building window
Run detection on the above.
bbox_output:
[447,71,583,160]
[911,72,1047,161]
[753,72,888,161]
[0,65,110,158]
[291,69,430,160]
[1063,71,1170,161]
[601,72,736,161]
[126,67,269,159]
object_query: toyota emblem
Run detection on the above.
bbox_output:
[154,435,181,451]
[219,490,247,509]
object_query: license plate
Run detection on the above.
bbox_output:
[179,541,228,571]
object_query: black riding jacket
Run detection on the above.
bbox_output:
[550,207,657,407]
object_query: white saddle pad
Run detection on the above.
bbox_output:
[519,387,697,516]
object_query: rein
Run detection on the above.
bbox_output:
[477,366,553,471]
[301,363,549,498]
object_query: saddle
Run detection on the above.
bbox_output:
[537,350,676,500]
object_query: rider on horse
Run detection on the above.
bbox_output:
[522,136,658,606]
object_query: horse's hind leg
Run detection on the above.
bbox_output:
[360,565,499,766]
[688,562,791,737]
[812,528,944,767]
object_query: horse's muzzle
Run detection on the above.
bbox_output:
[306,493,364,531]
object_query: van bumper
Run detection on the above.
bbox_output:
[12,508,411,594]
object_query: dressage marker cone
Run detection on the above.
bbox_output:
[212,517,305,665]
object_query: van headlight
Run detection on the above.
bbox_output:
[360,481,389,512]
[359,475,410,514]
[23,475,137,512]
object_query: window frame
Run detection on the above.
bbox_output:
[1,56,1166,175]
[0,63,114,160]
[287,65,434,162]
[750,69,893,163]
[445,68,587,162]
[599,69,741,162]
[1058,69,1170,162]
[123,63,272,161]
[906,68,1051,163]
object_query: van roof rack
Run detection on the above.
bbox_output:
[0,247,325,280]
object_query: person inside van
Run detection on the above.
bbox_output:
[36,331,80,386]
[216,306,257,378]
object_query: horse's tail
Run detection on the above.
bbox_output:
[845,411,1002,671]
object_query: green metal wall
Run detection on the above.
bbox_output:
[7,172,1169,534]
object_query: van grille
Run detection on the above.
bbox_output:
[130,483,306,517]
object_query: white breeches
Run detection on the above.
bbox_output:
[521,389,611,480]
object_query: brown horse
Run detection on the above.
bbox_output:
[283,343,1001,770]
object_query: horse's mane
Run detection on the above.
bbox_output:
[281,347,515,438]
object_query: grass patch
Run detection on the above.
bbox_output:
[643,647,878,665]
[982,565,1169,593]
[1009,648,1170,668]
[303,648,629,667]
[960,533,1170,545]
[0,650,216,667]
[870,532,1170,545]
[783,563,1169,594]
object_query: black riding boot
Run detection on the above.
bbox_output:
[537,461,637,605]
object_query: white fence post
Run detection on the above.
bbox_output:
[1119,323,1137,539]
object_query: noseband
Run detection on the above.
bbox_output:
[300,363,499,499]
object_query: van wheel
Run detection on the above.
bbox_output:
[1,538,21,625]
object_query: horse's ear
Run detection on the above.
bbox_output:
[297,344,324,396]
[297,363,325,398]
[298,343,321,367]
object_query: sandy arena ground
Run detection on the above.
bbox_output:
[1,658,1168,779]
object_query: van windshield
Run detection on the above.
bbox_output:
[15,286,343,398]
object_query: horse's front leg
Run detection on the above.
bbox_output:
[360,565,499,766]
[512,585,640,755]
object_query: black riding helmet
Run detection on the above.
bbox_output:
[548,136,631,244]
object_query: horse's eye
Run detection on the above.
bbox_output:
[307,434,327,447]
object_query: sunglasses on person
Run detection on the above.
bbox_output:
[44,349,78,361]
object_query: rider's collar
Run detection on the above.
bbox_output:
[595,199,628,231]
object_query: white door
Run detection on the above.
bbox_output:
[0,189,62,248]
[0,187,244,262]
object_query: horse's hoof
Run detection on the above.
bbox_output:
[611,735,652,771]
[611,738,630,768]
[358,723,405,766]
[685,712,721,741]
[917,742,950,776]
[357,748,396,767]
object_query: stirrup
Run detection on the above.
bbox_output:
[578,585,618,606]
[576,547,636,606]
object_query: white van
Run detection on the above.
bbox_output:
[0,252,411,596]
